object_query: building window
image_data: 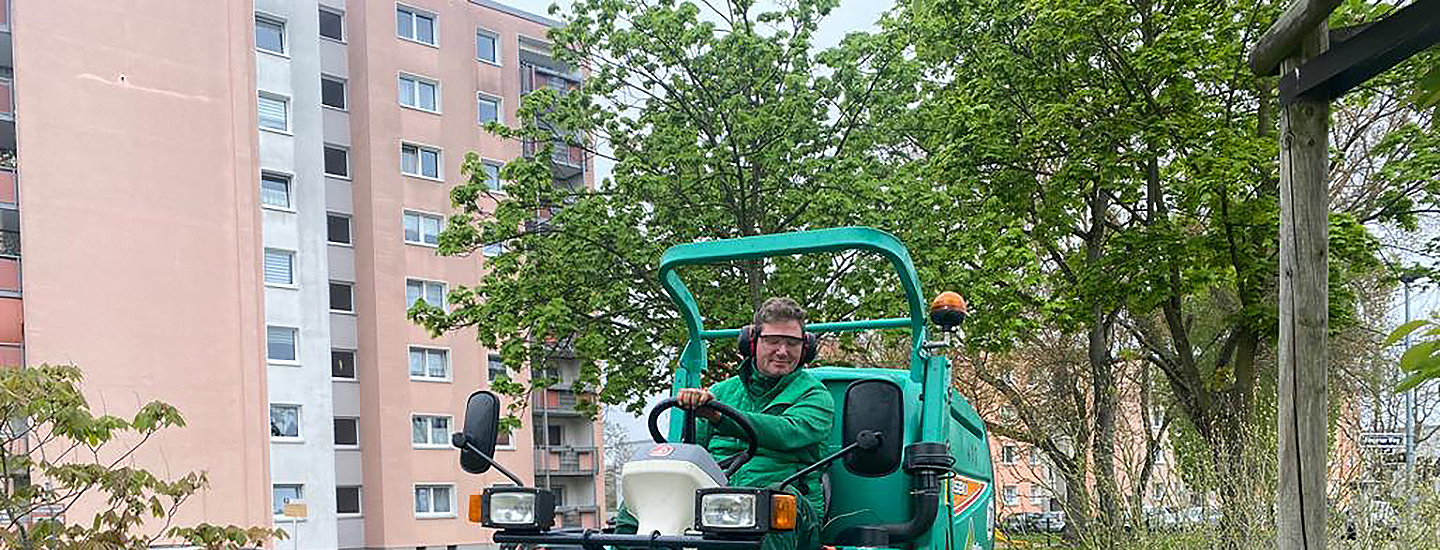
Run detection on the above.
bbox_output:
[414,484,453,517]
[1029,447,1041,466]
[270,404,301,439]
[1002,485,1018,506]
[476,30,499,64]
[401,143,442,179]
[260,172,292,209]
[321,75,347,110]
[409,346,449,381]
[398,74,440,112]
[337,485,362,515]
[1029,486,1048,507]
[403,211,443,246]
[496,428,512,448]
[411,415,451,447]
[482,161,502,191]
[272,484,303,516]
[330,281,355,313]
[476,94,500,124]
[327,213,352,245]
[324,145,350,178]
[267,326,298,362]
[1001,445,1017,464]
[332,349,356,379]
[405,279,446,309]
[334,417,359,447]
[263,249,295,286]
[319,8,344,41]
[256,15,286,55]
[487,354,506,380]
[396,6,437,46]
[258,93,289,132]
[535,424,562,447]
[1151,483,1165,500]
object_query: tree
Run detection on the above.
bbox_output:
[412,0,921,416]
[889,0,1417,542]
[0,364,281,550]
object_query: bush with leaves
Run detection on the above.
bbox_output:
[0,364,283,550]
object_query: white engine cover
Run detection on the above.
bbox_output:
[621,459,723,535]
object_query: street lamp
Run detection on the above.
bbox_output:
[1399,272,1424,482]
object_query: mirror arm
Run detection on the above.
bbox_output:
[453,433,526,486]
[775,431,881,492]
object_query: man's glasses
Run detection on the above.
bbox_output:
[758,334,804,348]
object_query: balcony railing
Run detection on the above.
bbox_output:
[535,446,598,476]
[532,388,591,415]
[555,505,600,529]
[0,229,17,257]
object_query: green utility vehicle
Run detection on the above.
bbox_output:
[454,227,996,550]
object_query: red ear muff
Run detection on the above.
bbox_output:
[738,325,758,358]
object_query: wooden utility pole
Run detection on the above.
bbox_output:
[1251,1,1440,548]
[1275,23,1330,550]
[1252,3,1336,549]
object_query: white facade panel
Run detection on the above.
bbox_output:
[329,244,357,282]
[325,177,354,214]
[258,0,340,548]
[323,107,352,146]
[336,517,365,549]
[333,381,361,416]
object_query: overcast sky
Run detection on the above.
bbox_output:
[502,0,892,50]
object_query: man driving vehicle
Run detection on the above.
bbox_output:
[616,296,835,550]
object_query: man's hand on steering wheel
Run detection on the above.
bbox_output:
[676,388,722,420]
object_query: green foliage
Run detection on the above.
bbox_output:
[1386,316,1440,392]
[414,0,923,414]
[0,364,284,550]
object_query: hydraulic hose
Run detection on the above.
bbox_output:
[876,471,941,542]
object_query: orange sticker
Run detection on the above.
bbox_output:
[949,475,987,514]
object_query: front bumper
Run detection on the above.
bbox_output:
[494,530,763,550]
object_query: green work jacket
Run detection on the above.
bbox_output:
[696,359,835,517]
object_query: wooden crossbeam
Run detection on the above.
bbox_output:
[1279,0,1440,105]
[1250,0,1343,75]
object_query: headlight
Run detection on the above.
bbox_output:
[480,488,555,531]
[701,493,757,529]
[694,488,792,535]
[491,492,536,524]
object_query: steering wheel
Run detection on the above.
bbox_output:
[646,397,759,478]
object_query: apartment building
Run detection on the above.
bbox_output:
[8,0,602,548]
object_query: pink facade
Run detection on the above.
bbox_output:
[4,0,603,546]
[11,0,272,535]
[346,1,602,546]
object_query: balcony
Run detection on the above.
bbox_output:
[532,388,591,416]
[0,229,15,257]
[556,505,600,529]
[535,446,598,476]
[522,139,585,181]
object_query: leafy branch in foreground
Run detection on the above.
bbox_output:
[0,364,284,550]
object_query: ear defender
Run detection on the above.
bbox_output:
[737,325,819,366]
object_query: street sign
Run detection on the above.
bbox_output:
[1360,432,1405,451]
[282,501,308,518]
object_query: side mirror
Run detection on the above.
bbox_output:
[459,390,501,474]
[842,380,903,476]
